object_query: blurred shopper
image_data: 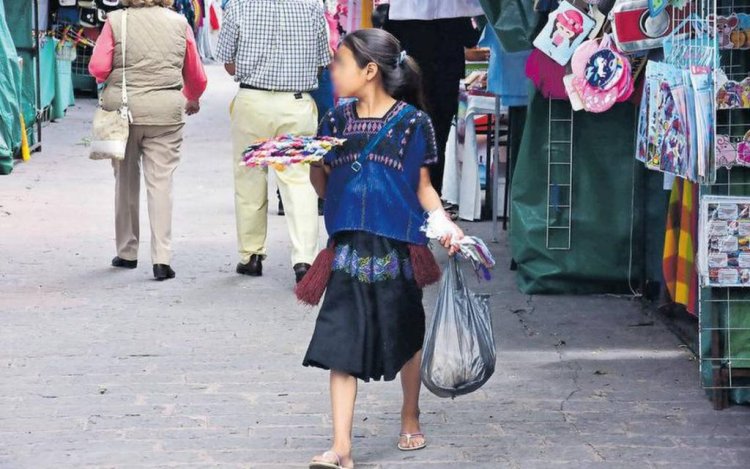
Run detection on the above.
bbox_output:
[89,0,207,281]
[384,0,482,195]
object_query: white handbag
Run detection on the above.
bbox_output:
[90,10,130,161]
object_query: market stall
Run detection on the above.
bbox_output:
[0,0,82,174]
[472,0,750,406]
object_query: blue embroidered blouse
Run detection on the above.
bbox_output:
[319,101,439,246]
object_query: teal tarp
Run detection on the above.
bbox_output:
[510,91,660,294]
[479,0,539,53]
[5,0,38,143]
[0,0,23,174]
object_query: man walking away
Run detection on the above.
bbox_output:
[217,0,331,283]
[384,0,482,195]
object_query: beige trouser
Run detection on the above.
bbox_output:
[231,89,320,266]
[112,124,184,265]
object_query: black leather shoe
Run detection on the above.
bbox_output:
[237,254,263,276]
[112,256,137,269]
[153,264,176,281]
[294,263,311,283]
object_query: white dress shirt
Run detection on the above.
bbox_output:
[388,0,484,20]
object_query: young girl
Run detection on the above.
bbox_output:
[296,29,462,469]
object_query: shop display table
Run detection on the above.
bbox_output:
[443,90,508,229]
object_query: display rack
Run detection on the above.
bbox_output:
[545,98,575,250]
[690,0,750,409]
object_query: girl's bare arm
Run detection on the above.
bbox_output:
[417,168,463,253]
[310,163,329,199]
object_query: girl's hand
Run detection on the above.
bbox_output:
[439,222,464,256]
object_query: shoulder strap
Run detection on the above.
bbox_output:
[351,104,413,172]
[121,10,128,108]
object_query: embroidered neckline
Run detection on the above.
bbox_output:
[350,100,404,122]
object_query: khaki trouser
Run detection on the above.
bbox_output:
[112,124,183,265]
[231,89,320,266]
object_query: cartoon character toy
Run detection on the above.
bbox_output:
[552,10,585,48]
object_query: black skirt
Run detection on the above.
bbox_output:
[303,231,426,382]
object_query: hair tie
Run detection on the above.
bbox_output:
[397,50,407,66]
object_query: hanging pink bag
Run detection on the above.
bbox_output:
[525,49,568,100]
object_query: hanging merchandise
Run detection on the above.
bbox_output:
[662,16,718,70]
[174,0,196,29]
[713,13,750,50]
[648,0,667,17]
[635,60,713,181]
[95,0,122,12]
[634,12,718,182]
[716,131,750,168]
[715,70,750,109]
[740,131,750,163]
[611,0,679,52]
[533,1,596,66]
[663,178,699,314]
[698,196,750,287]
[564,34,634,113]
[78,1,101,28]
[56,5,80,25]
[525,49,569,99]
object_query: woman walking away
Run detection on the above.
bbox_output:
[89,0,207,280]
[298,29,463,469]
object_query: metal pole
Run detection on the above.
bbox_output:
[492,95,500,242]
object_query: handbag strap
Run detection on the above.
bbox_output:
[120,9,128,108]
[351,103,412,172]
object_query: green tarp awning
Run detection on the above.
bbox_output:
[0,0,23,174]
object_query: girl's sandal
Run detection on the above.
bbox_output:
[397,432,427,451]
[309,450,354,469]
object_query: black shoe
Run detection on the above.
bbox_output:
[237,254,263,276]
[153,264,176,281]
[112,256,137,269]
[294,263,311,283]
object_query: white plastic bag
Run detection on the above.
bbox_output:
[421,257,496,398]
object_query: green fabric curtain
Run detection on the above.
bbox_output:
[509,91,651,294]
[479,0,539,53]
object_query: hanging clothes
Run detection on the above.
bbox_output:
[478,25,530,107]
[174,0,196,30]
[662,178,699,316]
[336,0,362,34]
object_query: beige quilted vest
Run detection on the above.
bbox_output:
[102,7,187,125]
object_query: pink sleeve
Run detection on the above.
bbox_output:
[88,21,114,83]
[183,26,208,101]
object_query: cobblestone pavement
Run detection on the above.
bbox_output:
[1,66,749,469]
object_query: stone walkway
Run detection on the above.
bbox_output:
[1,66,748,468]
